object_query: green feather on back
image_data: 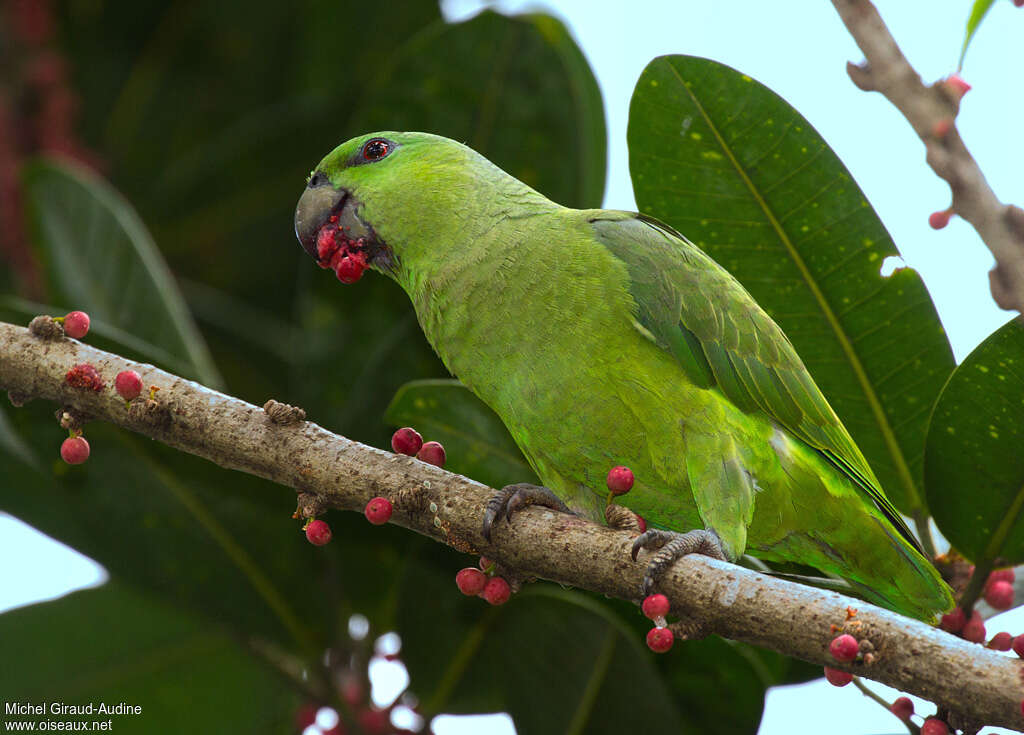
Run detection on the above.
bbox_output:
[589,210,921,555]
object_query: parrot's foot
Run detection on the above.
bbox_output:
[482,483,573,542]
[604,503,642,533]
[631,529,727,596]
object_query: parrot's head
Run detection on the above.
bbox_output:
[295,131,527,287]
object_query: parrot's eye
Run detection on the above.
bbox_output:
[361,139,391,162]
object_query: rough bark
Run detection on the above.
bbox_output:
[2,320,1022,729]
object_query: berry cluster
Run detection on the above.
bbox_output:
[315,215,369,284]
[292,621,421,733]
[455,557,512,606]
[390,427,446,468]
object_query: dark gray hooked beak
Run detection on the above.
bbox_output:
[294,174,346,259]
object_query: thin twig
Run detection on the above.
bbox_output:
[831,0,1024,315]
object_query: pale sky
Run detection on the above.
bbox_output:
[3,2,1022,733]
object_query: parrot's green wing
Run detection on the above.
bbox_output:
[589,211,920,553]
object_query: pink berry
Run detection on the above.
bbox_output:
[364,496,393,525]
[921,718,949,735]
[60,435,89,464]
[480,576,511,606]
[391,427,423,456]
[988,631,1013,651]
[944,73,971,98]
[985,580,1015,610]
[606,465,634,495]
[890,697,914,720]
[62,310,90,338]
[636,514,646,532]
[305,519,332,546]
[962,610,986,643]
[416,440,446,468]
[1016,0,1024,7]
[646,626,674,653]
[114,370,143,401]
[988,568,1016,587]
[939,607,966,633]
[455,567,487,596]
[928,209,952,230]
[641,593,670,620]
[829,633,859,662]
[823,667,853,687]
[1013,634,1024,658]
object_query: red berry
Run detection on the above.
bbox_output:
[60,436,90,464]
[305,519,332,546]
[939,607,966,633]
[829,633,859,662]
[921,717,949,735]
[988,631,1013,651]
[480,576,511,605]
[606,465,634,495]
[823,666,853,687]
[63,310,90,338]
[928,209,952,230]
[65,363,105,391]
[985,580,1015,610]
[646,626,674,653]
[114,370,143,401]
[334,253,367,284]
[988,568,1016,587]
[961,610,986,643]
[641,593,670,620]
[416,440,446,468]
[636,514,646,532]
[890,697,914,720]
[391,427,423,456]
[364,496,393,525]
[455,567,487,596]
[1013,634,1024,658]
[1016,0,1024,7]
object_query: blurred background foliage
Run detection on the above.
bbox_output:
[0,1,815,733]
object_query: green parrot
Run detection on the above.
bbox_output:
[294,131,953,622]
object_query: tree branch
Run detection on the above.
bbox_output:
[1,319,1021,729]
[831,0,1024,315]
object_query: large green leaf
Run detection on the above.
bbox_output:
[925,319,1024,564]
[385,379,537,490]
[352,10,607,209]
[628,56,954,517]
[20,158,222,387]
[0,583,298,733]
[396,555,766,735]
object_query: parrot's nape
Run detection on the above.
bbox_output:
[294,131,953,623]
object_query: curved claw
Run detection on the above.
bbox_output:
[481,483,573,542]
[631,528,727,596]
[482,487,515,542]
